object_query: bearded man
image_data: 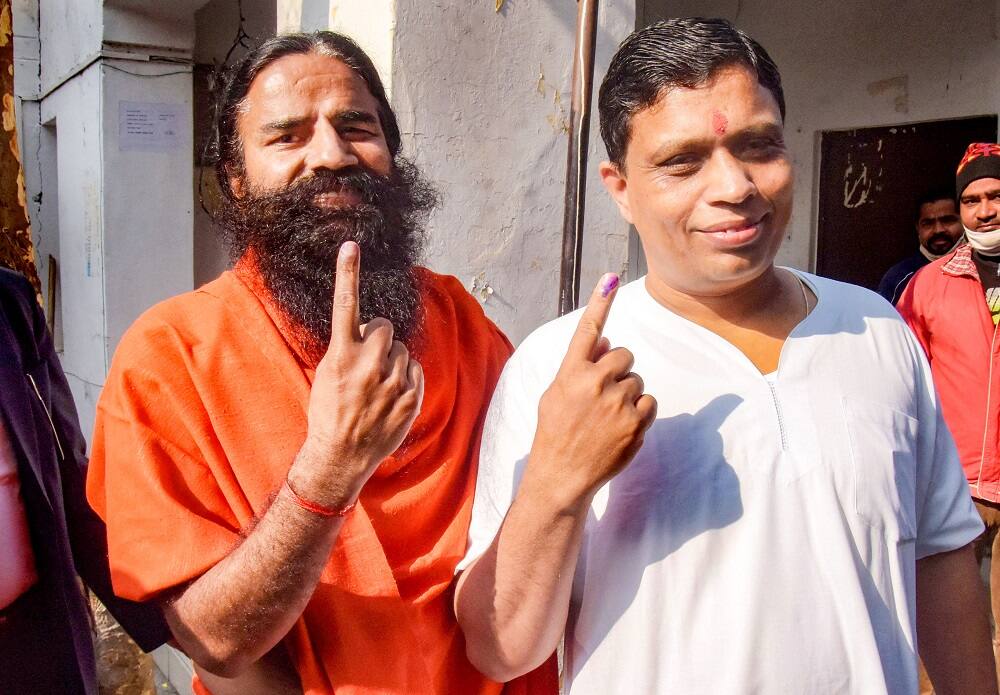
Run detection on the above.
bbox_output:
[86,32,555,694]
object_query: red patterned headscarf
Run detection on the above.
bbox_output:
[957,142,1000,196]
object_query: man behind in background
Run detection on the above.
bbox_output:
[878,189,964,304]
[899,142,1000,687]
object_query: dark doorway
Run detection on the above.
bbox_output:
[816,115,997,291]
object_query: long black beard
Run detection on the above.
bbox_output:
[216,158,439,352]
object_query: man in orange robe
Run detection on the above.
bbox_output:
[86,31,555,694]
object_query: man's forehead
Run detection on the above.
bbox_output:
[963,178,1000,197]
[921,199,957,214]
[631,69,781,141]
[242,52,378,116]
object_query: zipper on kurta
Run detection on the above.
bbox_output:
[978,320,1000,496]
[27,373,65,461]
[768,381,789,451]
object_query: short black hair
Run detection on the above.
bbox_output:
[209,31,401,201]
[915,188,956,220]
[598,17,785,169]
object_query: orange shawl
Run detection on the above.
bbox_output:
[87,266,556,694]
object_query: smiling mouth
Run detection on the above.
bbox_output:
[314,186,362,208]
[698,216,766,246]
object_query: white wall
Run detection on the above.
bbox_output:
[648,0,1000,270]
[39,65,105,437]
[38,0,103,93]
[17,0,202,438]
[327,0,394,97]
[390,0,636,344]
[100,60,194,358]
[31,60,194,438]
[103,7,195,55]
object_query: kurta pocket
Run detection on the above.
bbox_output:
[842,396,919,541]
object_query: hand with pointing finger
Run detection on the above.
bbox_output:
[287,241,424,510]
[528,273,657,506]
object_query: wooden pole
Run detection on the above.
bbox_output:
[0,0,40,296]
[558,0,600,316]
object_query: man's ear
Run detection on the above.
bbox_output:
[599,160,633,225]
[228,171,245,199]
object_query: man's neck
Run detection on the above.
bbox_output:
[644,266,794,327]
[643,266,811,374]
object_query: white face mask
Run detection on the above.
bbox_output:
[965,225,1000,255]
[919,237,963,262]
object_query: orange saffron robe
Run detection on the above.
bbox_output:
[87,265,556,694]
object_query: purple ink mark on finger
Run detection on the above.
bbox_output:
[600,273,620,298]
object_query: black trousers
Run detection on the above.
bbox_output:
[0,582,88,694]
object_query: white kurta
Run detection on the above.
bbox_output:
[458,270,983,695]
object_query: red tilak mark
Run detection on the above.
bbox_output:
[712,111,728,135]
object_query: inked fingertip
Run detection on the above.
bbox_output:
[599,273,620,298]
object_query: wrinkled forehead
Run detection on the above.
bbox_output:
[238,52,380,122]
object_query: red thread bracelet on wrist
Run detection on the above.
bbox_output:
[283,479,356,518]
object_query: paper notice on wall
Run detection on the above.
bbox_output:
[118,101,184,152]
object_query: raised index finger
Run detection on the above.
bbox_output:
[565,273,620,363]
[331,241,362,344]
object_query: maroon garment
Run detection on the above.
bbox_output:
[0,417,37,608]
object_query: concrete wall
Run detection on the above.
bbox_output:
[192,0,276,288]
[390,0,637,344]
[31,60,195,438]
[646,0,1000,271]
[38,65,105,436]
[99,61,194,364]
[103,6,195,55]
[16,0,202,437]
[327,0,394,97]
[38,0,102,93]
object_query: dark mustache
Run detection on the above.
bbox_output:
[285,168,386,205]
[928,232,955,244]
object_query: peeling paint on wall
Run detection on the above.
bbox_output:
[546,88,570,134]
[469,272,495,303]
[866,74,909,114]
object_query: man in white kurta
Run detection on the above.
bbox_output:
[454,17,995,695]
[459,271,981,693]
